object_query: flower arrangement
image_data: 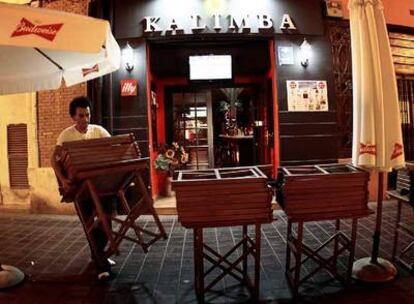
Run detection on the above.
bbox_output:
[154,142,189,173]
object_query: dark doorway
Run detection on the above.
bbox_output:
[165,83,273,170]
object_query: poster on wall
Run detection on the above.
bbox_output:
[286,80,328,112]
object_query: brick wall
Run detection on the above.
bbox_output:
[37,0,90,167]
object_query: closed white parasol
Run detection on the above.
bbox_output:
[349,0,405,282]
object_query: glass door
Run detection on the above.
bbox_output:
[172,90,214,170]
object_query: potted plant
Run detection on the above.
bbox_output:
[154,142,188,197]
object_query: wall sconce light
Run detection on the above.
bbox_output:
[299,38,312,67]
[123,42,134,72]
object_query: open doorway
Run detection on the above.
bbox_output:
[165,83,273,170]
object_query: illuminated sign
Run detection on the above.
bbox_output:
[142,13,297,35]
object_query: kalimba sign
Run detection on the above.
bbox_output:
[60,134,167,259]
[276,163,371,296]
[173,166,272,303]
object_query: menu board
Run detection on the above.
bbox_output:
[287,80,328,112]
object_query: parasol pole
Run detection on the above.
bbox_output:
[352,171,397,282]
[370,171,384,263]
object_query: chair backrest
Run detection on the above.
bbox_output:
[60,133,146,198]
[396,162,414,204]
[61,133,141,180]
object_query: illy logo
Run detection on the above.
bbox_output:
[120,79,137,96]
[11,18,63,41]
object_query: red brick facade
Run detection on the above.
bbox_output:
[37,0,90,167]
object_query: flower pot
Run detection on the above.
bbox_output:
[157,171,172,197]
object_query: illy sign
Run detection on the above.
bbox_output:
[120,79,137,97]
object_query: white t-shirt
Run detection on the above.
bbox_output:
[56,124,110,146]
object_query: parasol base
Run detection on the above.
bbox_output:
[352,257,397,283]
[0,265,25,289]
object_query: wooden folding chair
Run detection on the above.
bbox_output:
[173,167,273,303]
[275,164,372,296]
[60,134,167,259]
[388,164,414,273]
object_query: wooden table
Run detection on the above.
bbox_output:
[276,163,371,296]
[172,166,272,303]
[218,134,254,166]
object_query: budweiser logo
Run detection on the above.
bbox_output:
[391,143,403,160]
[360,143,376,156]
[82,64,99,77]
[120,80,137,96]
[11,18,63,41]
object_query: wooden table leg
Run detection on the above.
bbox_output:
[242,225,248,284]
[194,228,204,304]
[392,199,402,261]
[346,218,358,285]
[135,175,168,240]
[293,221,304,297]
[87,180,118,254]
[333,219,340,275]
[74,199,99,260]
[254,223,261,302]
[286,220,292,276]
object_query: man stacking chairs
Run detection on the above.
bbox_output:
[52,97,167,280]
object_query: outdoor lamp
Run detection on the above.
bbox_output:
[123,42,134,72]
[299,38,312,67]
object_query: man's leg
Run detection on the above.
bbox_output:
[77,199,99,261]
[91,196,115,279]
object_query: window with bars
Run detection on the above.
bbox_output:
[7,124,29,189]
[398,78,414,161]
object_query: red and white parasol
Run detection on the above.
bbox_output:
[0,2,120,95]
[0,1,120,289]
[349,0,405,282]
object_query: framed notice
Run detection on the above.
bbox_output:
[120,79,137,96]
[287,80,328,112]
[325,0,344,18]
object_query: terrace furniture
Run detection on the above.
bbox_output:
[172,166,273,303]
[60,134,167,259]
[275,164,371,296]
[388,162,414,273]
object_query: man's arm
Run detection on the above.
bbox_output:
[51,145,72,191]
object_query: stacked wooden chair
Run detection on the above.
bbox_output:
[59,134,167,260]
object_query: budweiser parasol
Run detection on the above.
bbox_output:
[349,0,405,282]
[0,2,120,289]
[0,2,120,95]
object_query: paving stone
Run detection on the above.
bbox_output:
[0,202,413,303]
